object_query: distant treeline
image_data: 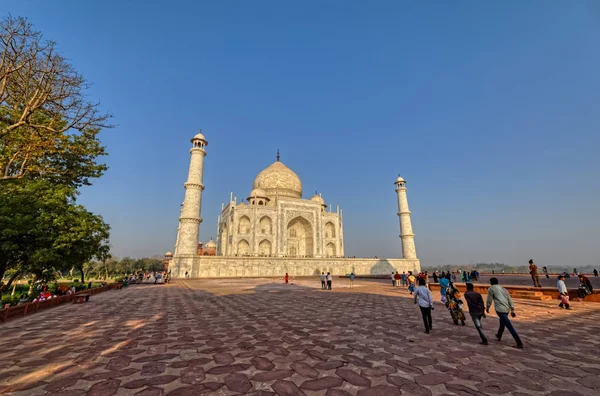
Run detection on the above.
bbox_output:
[421,263,598,274]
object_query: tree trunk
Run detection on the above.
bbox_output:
[104,260,108,281]
[80,266,85,284]
[0,271,21,294]
[28,274,37,296]
[11,281,18,296]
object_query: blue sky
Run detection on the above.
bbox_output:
[4,1,599,267]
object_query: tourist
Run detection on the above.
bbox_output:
[350,272,355,289]
[451,272,457,282]
[529,259,542,287]
[18,294,28,305]
[394,271,401,287]
[185,271,189,279]
[464,283,488,345]
[543,266,549,279]
[391,272,395,287]
[432,272,438,283]
[88,281,92,289]
[594,269,598,277]
[407,272,416,295]
[577,274,593,300]
[326,272,332,290]
[285,273,289,284]
[557,275,570,309]
[445,282,466,326]
[485,278,523,349]
[413,278,434,334]
[439,275,449,303]
[321,272,326,289]
[401,271,408,287]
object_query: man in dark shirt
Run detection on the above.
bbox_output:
[464,283,488,345]
[529,259,542,287]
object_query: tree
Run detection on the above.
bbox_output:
[0,16,111,186]
[0,179,109,292]
[55,205,110,283]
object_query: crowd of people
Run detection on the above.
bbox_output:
[405,261,597,348]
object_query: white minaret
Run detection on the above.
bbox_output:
[175,131,208,256]
[394,176,417,259]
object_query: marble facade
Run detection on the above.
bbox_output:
[171,132,420,277]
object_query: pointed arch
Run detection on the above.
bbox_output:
[326,242,336,257]
[258,239,272,256]
[287,216,313,257]
[325,221,336,238]
[237,239,250,256]
[238,216,251,234]
[259,216,272,235]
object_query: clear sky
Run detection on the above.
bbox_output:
[4,1,599,267]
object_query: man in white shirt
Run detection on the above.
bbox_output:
[326,272,333,290]
[557,275,570,309]
[413,278,434,334]
[486,277,523,349]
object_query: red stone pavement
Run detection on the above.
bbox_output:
[1,277,600,396]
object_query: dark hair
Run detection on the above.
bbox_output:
[466,282,474,290]
[490,277,499,285]
[418,278,426,286]
[529,259,533,264]
[558,275,564,280]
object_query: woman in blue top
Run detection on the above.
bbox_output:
[439,276,450,303]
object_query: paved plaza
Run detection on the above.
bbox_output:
[1,277,600,396]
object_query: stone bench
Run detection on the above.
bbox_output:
[73,294,90,304]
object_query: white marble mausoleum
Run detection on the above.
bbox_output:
[170,132,420,278]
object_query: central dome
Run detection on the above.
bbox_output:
[253,160,302,199]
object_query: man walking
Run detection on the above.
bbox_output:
[529,259,542,288]
[391,272,396,287]
[401,271,408,287]
[557,275,570,309]
[486,278,523,348]
[326,272,332,290]
[464,283,488,345]
[413,278,434,334]
[321,272,326,289]
[349,272,355,289]
[394,271,401,287]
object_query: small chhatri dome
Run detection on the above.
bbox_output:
[165,251,173,257]
[253,152,302,199]
[205,239,216,248]
[395,176,405,183]
[192,130,207,142]
[248,187,267,198]
[310,193,325,205]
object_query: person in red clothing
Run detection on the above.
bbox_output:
[284,273,289,284]
[394,271,401,287]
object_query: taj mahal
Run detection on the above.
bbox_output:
[168,132,421,278]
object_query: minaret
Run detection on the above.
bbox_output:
[394,176,417,259]
[175,131,208,256]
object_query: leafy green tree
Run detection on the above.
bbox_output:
[0,180,109,292]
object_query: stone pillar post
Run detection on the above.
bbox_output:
[175,132,208,256]
[394,176,417,259]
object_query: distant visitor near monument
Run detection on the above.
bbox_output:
[168,132,421,278]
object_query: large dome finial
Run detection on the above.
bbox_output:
[277,149,280,162]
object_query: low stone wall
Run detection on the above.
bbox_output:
[0,284,121,323]
[170,256,421,279]
[428,283,600,303]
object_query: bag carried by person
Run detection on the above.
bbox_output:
[560,294,570,305]
[579,285,591,295]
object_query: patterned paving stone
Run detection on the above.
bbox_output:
[335,368,371,387]
[86,379,121,396]
[300,376,344,391]
[225,373,253,393]
[272,379,306,396]
[1,277,600,396]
